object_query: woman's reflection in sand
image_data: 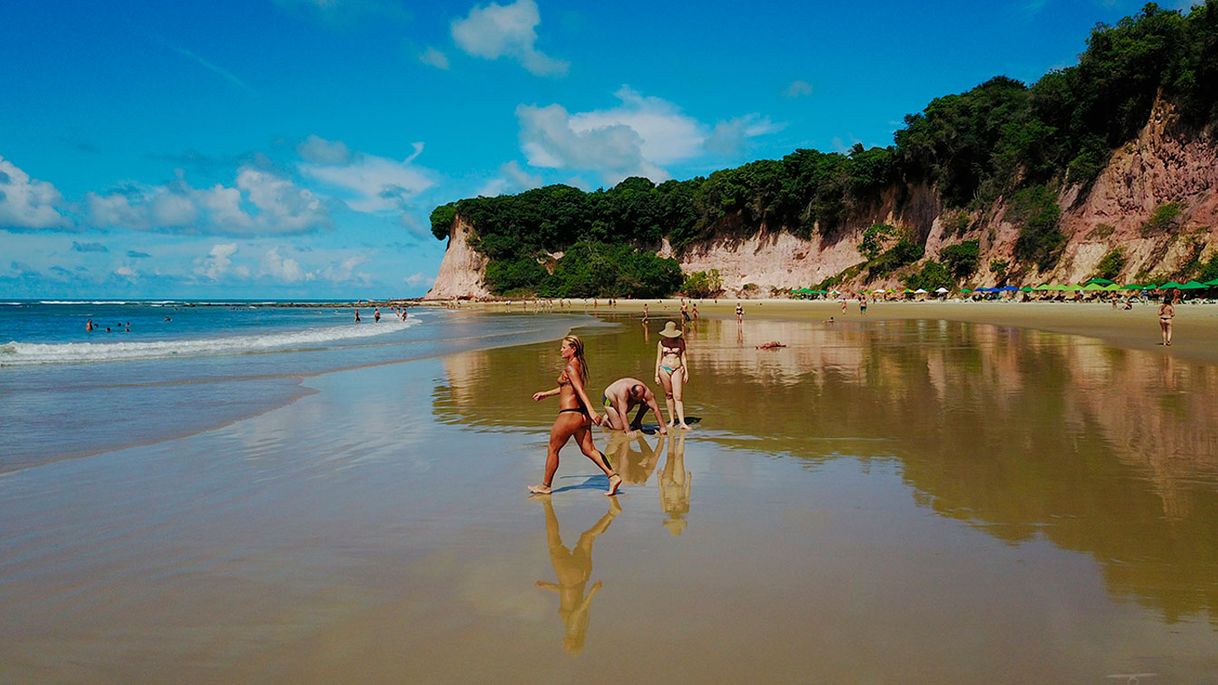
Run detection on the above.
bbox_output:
[535,496,621,653]
[659,433,691,536]
[605,430,660,485]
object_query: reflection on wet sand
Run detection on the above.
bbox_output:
[605,431,660,486]
[437,315,1218,623]
[535,496,619,653]
[658,434,691,536]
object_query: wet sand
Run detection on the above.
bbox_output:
[2,312,1218,682]
[438,298,1218,365]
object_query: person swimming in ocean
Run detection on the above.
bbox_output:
[529,335,621,496]
[354,308,361,323]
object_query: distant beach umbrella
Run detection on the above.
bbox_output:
[1020,286,1034,292]
[1206,278,1218,287]
[1101,283,1122,291]
[1062,284,1082,291]
[935,287,949,293]
[1179,280,1207,290]
[1000,285,1019,292]
[1082,282,1108,291]
[1084,277,1114,286]
[1160,281,1184,289]
[1033,284,1052,291]
[914,288,928,294]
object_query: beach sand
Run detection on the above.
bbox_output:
[430,297,1218,365]
[2,309,1217,682]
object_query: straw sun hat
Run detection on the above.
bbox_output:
[659,321,683,338]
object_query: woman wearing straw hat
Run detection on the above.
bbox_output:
[655,321,693,430]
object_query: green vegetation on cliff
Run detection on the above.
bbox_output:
[432,2,1218,295]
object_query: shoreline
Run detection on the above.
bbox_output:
[425,297,1218,366]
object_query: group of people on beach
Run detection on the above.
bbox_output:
[353,306,408,323]
[528,320,695,497]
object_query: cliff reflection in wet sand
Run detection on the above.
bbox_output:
[436,315,1218,629]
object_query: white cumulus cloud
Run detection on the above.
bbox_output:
[451,0,567,76]
[517,87,779,183]
[0,156,72,230]
[194,243,244,280]
[87,167,329,236]
[260,247,313,283]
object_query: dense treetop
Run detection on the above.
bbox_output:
[431,2,1218,294]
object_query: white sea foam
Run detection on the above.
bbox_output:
[0,319,418,366]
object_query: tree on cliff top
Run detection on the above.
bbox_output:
[432,2,1218,295]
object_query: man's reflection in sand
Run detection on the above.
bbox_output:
[659,433,691,536]
[605,431,660,485]
[535,496,621,653]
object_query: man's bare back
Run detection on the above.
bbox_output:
[601,378,667,435]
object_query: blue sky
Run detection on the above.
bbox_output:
[0,0,1200,299]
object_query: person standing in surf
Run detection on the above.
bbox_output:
[530,335,622,496]
[655,322,693,430]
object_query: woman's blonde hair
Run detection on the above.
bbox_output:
[563,335,588,383]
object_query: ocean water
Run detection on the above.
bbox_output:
[0,301,598,473]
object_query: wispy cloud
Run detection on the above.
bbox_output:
[784,80,813,98]
[419,46,450,70]
[153,35,256,95]
[72,241,109,253]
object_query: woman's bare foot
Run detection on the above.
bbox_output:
[679,423,692,430]
[528,484,552,495]
[606,473,622,496]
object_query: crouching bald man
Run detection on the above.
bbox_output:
[600,378,668,436]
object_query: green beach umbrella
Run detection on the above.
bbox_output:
[1120,283,1143,290]
[960,288,972,293]
[1206,278,1218,287]
[1082,282,1107,291]
[1062,284,1082,291]
[1085,277,1114,286]
[1033,284,1052,291]
[1102,283,1122,291]
[1160,281,1184,289]
[1020,286,1034,292]
[1180,280,1207,290]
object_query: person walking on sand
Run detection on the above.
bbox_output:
[601,378,668,436]
[1158,293,1175,346]
[655,322,693,430]
[529,336,621,496]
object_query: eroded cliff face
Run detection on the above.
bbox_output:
[425,216,490,300]
[1051,99,1218,283]
[425,100,1217,298]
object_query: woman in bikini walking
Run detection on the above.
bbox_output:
[655,321,693,430]
[1158,293,1175,346]
[530,335,622,496]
